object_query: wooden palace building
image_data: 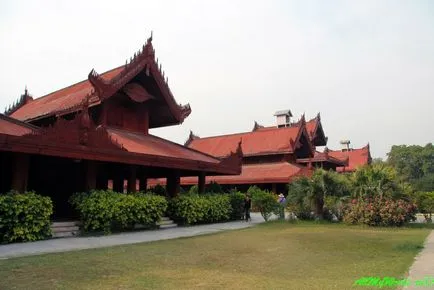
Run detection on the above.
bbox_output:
[0,36,242,218]
[149,110,372,193]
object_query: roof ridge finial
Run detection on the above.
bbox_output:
[147,31,153,44]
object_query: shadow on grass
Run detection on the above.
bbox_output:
[393,242,424,252]
[258,219,434,231]
[404,223,434,229]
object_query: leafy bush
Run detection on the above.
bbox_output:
[204,195,231,222]
[168,194,231,225]
[324,196,348,222]
[229,190,245,220]
[351,164,410,199]
[411,191,434,223]
[286,197,314,220]
[188,185,199,195]
[147,184,167,197]
[287,169,351,220]
[248,186,278,221]
[206,181,224,193]
[0,191,53,243]
[343,196,417,227]
[70,190,167,234]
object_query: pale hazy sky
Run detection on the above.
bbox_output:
[1,0,433,159]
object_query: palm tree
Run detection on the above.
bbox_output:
[351,164,403,199]
[287,169,350,220]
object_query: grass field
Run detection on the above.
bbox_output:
[0,221,430,290]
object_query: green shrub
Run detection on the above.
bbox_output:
[204,195,231,222]
[248,186,278,221]
[229,190,245,220]
[206,181,224,193]
[188,185,199,195]
[168,194,206,224]
[0,191,53,243]
[168,194,231,225]
[343,196,417,227]
[148,184,167,197]
[286,200,314,221]
[70,190,167,234]
[324,196,348,221]
[411,191,434,223]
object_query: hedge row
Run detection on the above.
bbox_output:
[168,193,237,225]
[70,190,167,234]
[0,191,52,243]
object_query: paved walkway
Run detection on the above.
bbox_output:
[0,213,267,259]
[404,230,434,290]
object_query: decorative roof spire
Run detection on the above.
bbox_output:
[147,31,153,44]
[184,130,200,146]
[252,121,264,131]
[4,86,34,115]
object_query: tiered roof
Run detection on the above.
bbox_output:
[8,35,191,127]
[187,114,314,158]
[253,113,327,146]
[297,149,348,167]
[179,162,311,185]
[0,35,242,177]
[328,145,372,172]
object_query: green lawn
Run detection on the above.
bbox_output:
[0,222,430,290]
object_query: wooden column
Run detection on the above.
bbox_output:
[96,171,107,190]
[85,160,97,191]
[271,183,277,194]
[0,153,9,192]
[127,166,137,193]
[139,174,148,192]
[11,153,29,192]
[167,170,180,198]
[113,175,124,193]
[198,172,205,194]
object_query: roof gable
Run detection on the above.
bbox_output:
[328,144,372,172]
[188,124,302,158]
[9,35,191,126]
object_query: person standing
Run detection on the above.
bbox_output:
[244,194,252,222]
[278,193,286,220]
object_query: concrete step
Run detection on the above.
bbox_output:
[134,224,156,230]
[51,221,80,228]
[161,217,171,221]
[157,220,174,226]
[51,226,80,233]
[52,231,80,238]
[159,223,178,229]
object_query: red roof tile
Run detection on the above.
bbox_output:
[188,126,300,158]
[148,162,309,186]
[306,119,317,138]
[328,145,371,172]
[297,150,348,166]
[10,67,124,122]
[107,127,220,163]
[0,114,37,136]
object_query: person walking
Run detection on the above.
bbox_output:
[244,194,252,222]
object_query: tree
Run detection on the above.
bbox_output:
[387,143,434,191]
[351,164,408,199]
[411,191,434,223]
[287,169,350,220]
[248,186,278,221]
